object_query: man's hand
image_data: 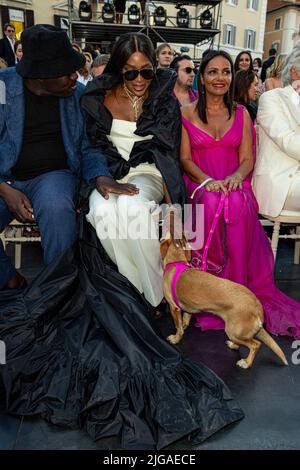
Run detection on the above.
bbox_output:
[96,176,139,200]
[0,184,34,222]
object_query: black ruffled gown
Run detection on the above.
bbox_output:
[0,219,243,449]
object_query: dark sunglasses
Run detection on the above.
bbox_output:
[181,67,195,74]
[123,68,155,81]
[7,29,15,33]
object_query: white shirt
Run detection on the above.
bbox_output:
[290,84,300,106]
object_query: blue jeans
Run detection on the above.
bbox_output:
[0,170,78,289]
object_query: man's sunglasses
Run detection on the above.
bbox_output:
[7,29,15,33]
[181,67,195,74]
[123,68,155,81]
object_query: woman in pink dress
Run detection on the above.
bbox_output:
[180,50,300,338]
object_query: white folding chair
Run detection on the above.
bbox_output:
[260,210,300,264]
[0,219,41,269]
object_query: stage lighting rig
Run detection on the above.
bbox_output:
[102,2,115,23]
[200,9,213,29]
[154,6,167,27]
[175,3,189,28]
[79,1,92,21]
[128,4,141,24]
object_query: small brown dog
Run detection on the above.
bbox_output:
[160,233,288,369]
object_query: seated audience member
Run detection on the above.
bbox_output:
[77,52,93,86]
[81,33,186,310]
[260,47,277,83]
[234,69,259,122]
[91,54,110,78]
[14,40,23,63]
[253,43,300,217]
[264,54,287,91]
[83,52,93,73]
[181,49,300,338]
[0,25,109,290]
[170,54,198,106]
[253,57,262,77]
[156,43,174,68]
[234,50,253,73]
[0,23,16,67]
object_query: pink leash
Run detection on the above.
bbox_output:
[164,189,246,309]
[163,193,227,309]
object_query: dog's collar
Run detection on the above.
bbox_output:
[163,261,190,273]
[164,262,190,310]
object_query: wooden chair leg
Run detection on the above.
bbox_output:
[294,226,300,265]
[14,227,22,269]
[14,243,21,269]
[271,221,280,261]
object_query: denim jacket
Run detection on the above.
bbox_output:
[0,67,111,186]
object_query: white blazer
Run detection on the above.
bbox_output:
[252,85,300,217]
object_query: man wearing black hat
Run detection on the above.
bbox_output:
[0,25,111,289]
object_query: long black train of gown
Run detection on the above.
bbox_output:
[0,214,244,450]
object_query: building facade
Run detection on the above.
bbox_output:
[0,1,268,61]
[0,0,55,38]
[215,0,267,60]
[264,0,300,58]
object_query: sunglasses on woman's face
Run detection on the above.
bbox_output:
[123,68,155,81]
[181,67,195,74]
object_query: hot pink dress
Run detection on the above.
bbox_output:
[182,104,300,338]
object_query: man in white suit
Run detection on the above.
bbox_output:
[253,43,300,217]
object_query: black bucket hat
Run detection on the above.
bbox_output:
[16,24,86,79]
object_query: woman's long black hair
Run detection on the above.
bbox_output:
[104,32,156,86]
[234,69,256,105]
[197,50,235,124]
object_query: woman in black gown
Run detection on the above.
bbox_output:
[0,33,244,450]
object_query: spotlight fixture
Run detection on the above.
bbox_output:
[154,6,167,27]
[79,1,92,21]
[102,2,115,23]
[128,4,141,24]
[200,9,213,29]
[176,4,189,28]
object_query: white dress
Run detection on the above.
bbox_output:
[87,119,164,307]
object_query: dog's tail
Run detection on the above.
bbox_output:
[256,328,288,365]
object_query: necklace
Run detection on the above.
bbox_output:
[123,83,147,121]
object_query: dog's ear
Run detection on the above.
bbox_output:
[160,233,171,260]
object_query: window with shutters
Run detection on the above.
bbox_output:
[244,29,256,50]
[223,24,236,46]
[275,18,281,30]
[225,0,238,6]
[247,0,259,11]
